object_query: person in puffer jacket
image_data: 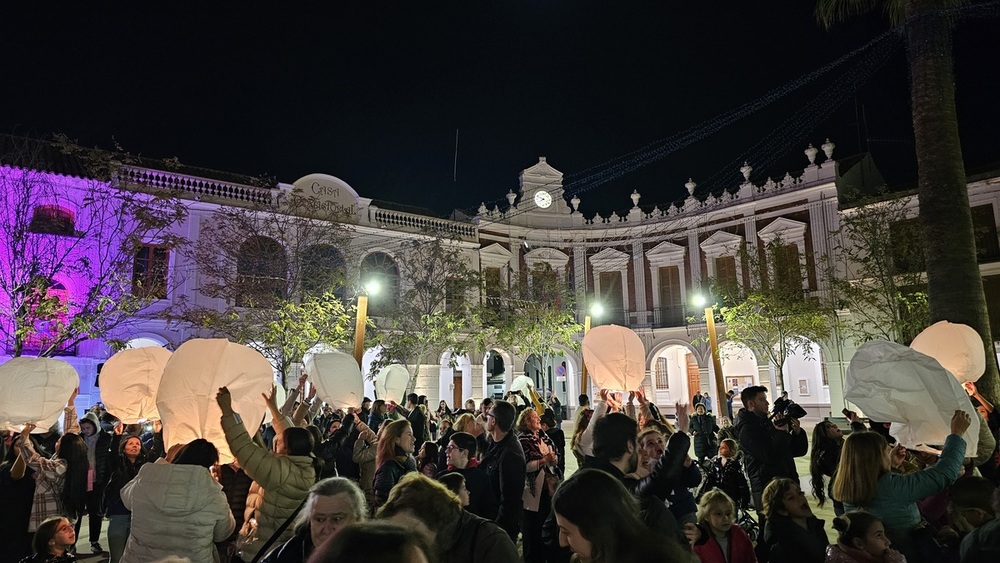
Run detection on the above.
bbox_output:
[119,439,234,563]
[217,386,319,562]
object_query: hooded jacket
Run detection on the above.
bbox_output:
[119,462,234,563]
[79,411,113,488]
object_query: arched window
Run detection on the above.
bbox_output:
[361,252,399,314]
[236,236,288,307]
[28,205,75,236]
[301,244,346,298]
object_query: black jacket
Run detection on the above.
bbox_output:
[734,408,808,493]
[762,514,828,563]
[259,527,312,563]
[436,464,497,520]
[479,431,525,540]
[373,456,416,509]
[315,415,356,479]
[437,509,520,563]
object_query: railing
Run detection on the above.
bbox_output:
[120,166,274,205]
[584,306,686,330]
[370,207,476,239]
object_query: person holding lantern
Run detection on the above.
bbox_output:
[216,385,319,562]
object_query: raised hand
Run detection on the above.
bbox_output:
[21,422,37,437]
[306,386,317,402]
[113,422,124,435]
[297,372,308,390]
[951,409,972,435]
[153,420,162,433]
[216,386,234,415]
[635,388,647,404]
[262,385,279,412]
[69,386,79,405]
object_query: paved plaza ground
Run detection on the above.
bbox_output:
[74,414,838,561]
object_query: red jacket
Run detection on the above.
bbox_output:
[693,524,757,563]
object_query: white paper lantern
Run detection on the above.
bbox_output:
[305,351,364,410]
[910,320,986,384]
[375,364,410,405]
[846,340,979,451]
[582,324,646,392]
[99,347,172,423]
[0,357,79,432]
[509,374,535,394]
[156,339,274,464]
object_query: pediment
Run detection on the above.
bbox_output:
[524,246,570,269]
[520,157,563,179]
[646,241,686,266]
[480,243,513,268]
[590,247,630,271]
[758,217,807,244]
[700,231,743,256]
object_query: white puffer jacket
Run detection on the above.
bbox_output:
[120,462,235,563]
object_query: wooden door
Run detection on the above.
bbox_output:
[453,371,463,409]
[686,353,701,402]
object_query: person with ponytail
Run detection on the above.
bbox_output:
[810,412,866,516]
[826,510,905,563]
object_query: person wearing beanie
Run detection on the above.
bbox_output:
[77,409,113,555]
[479,400,525,541]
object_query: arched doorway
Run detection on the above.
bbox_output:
[439,350,472,410]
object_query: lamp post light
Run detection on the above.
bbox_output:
[581,303,603,397]
[354,280,380,368]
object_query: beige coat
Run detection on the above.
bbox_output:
[120,463,234,563]
[222,413,315,561]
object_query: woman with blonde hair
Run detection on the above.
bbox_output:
[833,410,970,563]
[372,420,416,509]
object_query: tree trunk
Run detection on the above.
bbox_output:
[908,0,1000,403]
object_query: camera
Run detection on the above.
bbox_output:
[770,399,807,426]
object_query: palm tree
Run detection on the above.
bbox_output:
[816,0,1000,403]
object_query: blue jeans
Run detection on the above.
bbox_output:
[107,514,131,563]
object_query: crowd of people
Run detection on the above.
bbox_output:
[5,375,1000,563]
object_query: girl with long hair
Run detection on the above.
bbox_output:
[104,423,160,563]
[17,407,88,535]
[832,410,971,563]
[552,468,688,562]
[569,407,593,468]
[373,420,416,509]
[810,414,866,516]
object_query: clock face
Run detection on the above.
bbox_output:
[534,190,552,209]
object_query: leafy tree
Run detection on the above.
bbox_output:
[167,190,357,383]
[475,262,583,386]
[369,234,481,393]
[826,194,929,344]
[709,239,834,394]
[816,0,1000,402]
[0,134,188,357]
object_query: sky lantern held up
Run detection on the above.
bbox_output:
[0,357,79,432]
[582,324,646,392]
[99,346,171,423]
[156,339,273,464]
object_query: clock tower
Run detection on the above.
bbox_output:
[519,156,569,215]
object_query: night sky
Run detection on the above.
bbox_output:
[3,2,998,217]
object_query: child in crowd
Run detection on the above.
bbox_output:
[700,439,751,514]
[437,471,470,508]
[761,477,829,563]
[825,510,905,563]
[691,488,757,563]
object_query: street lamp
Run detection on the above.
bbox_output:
[581,302,603,396]
[353,280,380,368]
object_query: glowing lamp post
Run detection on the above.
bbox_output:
[581,302,604,397]
[694,294,726,407]
[354,280,379,368]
